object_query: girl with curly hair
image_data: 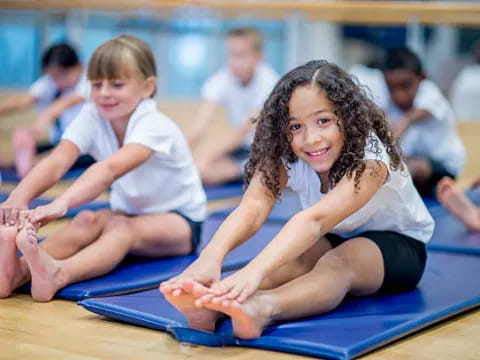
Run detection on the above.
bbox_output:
[161,60,434,339]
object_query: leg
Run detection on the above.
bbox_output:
[39,209,114,259]
[12,127,37,178]
[162,236,333,332]
[0,225,29,297]
[18,212,192,301]
[437,177,480,231]
[406,157,433,188]
[196,155,241,186]
[10,209,114,294]
[258,236,333,290]
[203,237,384,339]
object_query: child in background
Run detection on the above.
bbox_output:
[160,60,434,339]
[187,27,279,185]
[0,34,206,301]
[437,176,480,231]
[381,48,465,196]
[0,43,90,178]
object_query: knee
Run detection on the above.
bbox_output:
[314,250,352,280]
[12,127,34,146]
[71,210,98,228]
[104,215,133,239]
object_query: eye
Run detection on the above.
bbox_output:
[289,123,302,132]
[91,82,102,88]
[112,81,125,88]
[317,118,330,125]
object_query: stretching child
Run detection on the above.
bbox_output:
[0,43,90,177]
[187,27,279,185]
[0,34,206,301]
[160,60,434,339]
[437,176,480,231]
[381,48,465,196]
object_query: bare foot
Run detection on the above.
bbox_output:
[203,291,276,339]
[437,178,480,231]
[160,279,219,332]
[12,128,36,178]
[0,226,28,298]
[16,223,66,302]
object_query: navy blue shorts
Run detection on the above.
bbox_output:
[172,211,203,254]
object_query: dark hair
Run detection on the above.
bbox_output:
[382,48,424,77]
[41,43,79,70]
[245,60,404,199]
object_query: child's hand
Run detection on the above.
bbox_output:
[0,200,28,226]
[29,199,68,226]
[209,265,264,303]
[160,257,222,296]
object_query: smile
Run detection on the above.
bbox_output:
[306,148,329,157]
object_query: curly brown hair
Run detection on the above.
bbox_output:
[245,60,404,199]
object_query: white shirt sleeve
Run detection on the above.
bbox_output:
[413,80,448,123]
[201,70,228,104]
[61,103,96,154]
[124,104,177,159]
[29,75,56,102]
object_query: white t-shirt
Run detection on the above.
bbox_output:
[285,134,434,243]
[201,63,279,147]
[29,72,90,143]
[62,98,207,221]
[449,64,480,121]
[383,79,465,176]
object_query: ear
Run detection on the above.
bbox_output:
[142,76,157,98]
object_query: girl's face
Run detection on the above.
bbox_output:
[91,70,155,124]
[288,85,344,183]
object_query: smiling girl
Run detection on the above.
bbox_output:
[160,60,434,339]
[0,35,206,301]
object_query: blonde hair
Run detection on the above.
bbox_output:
[88,34,157,97]
[227,27,263,53]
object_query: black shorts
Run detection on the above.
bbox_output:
[325,231,427,294]
[415,158,455,196]
[172,211,203,254]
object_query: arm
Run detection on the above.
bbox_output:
[185,101,219,148]
[213,160,388,301]
[30,143,153,224]
[200,167,284,264]
[0,93,36,114]
[161,166,285,291]
[1,140,79,225]
[394,108,430,138]
[30,94,85,138]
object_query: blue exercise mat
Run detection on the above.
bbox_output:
[18,216,279,300]
[204,180,244,201]
[428,209,480,255]
[0,167,86,183]
[0,192,110,218]
[79,251,480,359]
